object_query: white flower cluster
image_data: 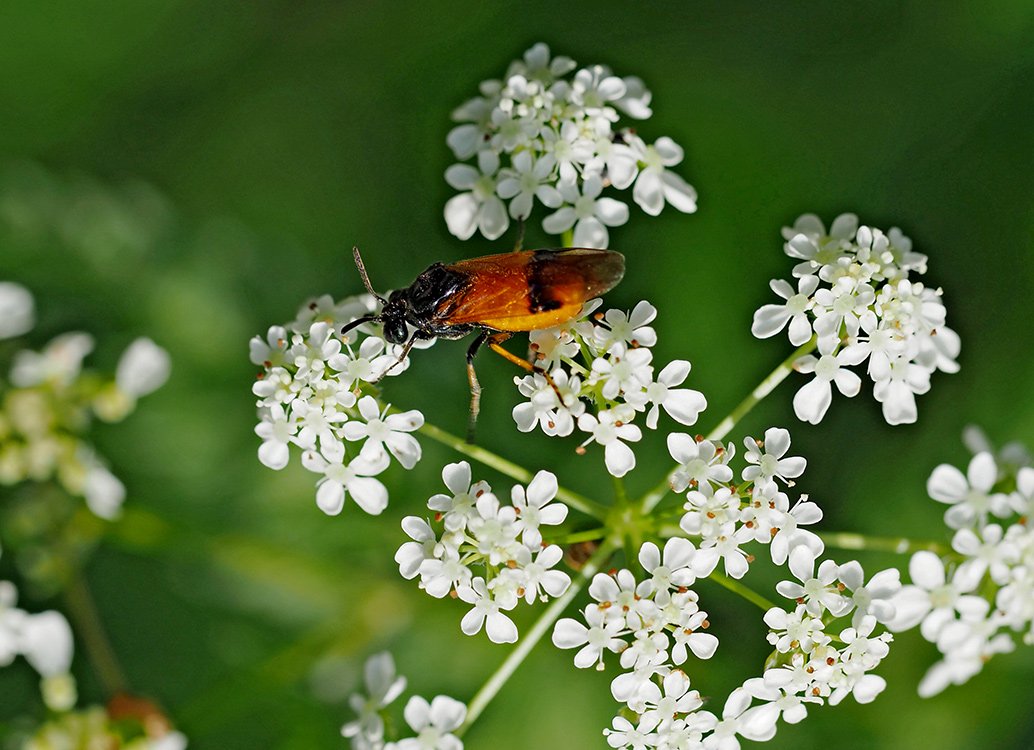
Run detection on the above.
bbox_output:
[342,651,467,750]
[0,282,170,519]
[752,213,959,425]
[251,294,426,516]
[551,538,718,717]
[552,427,907,748]
[887,437,1034,696]
[669,428,821,573]
[514,300,707,477]
[395,462,571,644]
[444,43,696,247]
[0,546,76,712]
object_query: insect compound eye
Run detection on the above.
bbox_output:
[383,318,409,345]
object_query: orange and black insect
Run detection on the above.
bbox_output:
[341,246,625,438]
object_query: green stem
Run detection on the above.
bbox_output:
[457,539,616,737]
[705,570,778,612]
[555,527,607,544]
[415,419,608,520]
[818,531,951,557]
[639,336,818,514]
[561,229,575,248]
[63,569,128,696]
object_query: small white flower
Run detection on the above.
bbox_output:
[553,605,626,669]
[301,449,390,516]
[886,550,988,641]
[577,410,642,477]
[742,427,806,494]
[0,282,35,339]
[115,338,171,397]
[426,461,485,532]
[792,336,866,425]
[255,404,304,470]
[510,470,568,548]
[82,462,126,520]
[693,522,755,579]
[516,545,570,603]
[342,652,407,748]
[11,332,95,388]
[496,151,562,219]
[951,524,1018,586]
[342,396,424,470]
[457,577,518,644]
[594,301,658,351]
[680,487,742,540]
[395,517,438,581]
[927,451,1011,529]
[837,561,901,628]
[19,610,74,677]
[776,548,851,617]
[444,150,508,241]
[542,175,629,249]
[642,360,707,429]
[752,276,819,346]
[638,538,697,594]
[512,369,584,437]
[630,135,697,216]
[603,713,660,750]
[667,434,733,496]
[392,694,467,750]
[250,325,289,367]
[590,344,653,400]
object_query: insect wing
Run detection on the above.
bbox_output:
[442,248,624,331]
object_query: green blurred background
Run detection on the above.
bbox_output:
[2,1,1034,748]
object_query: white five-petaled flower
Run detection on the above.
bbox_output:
[342,396,424,469]
[886,550,987,642]
[444,150,508,241]
[342,652,408,748]
[457,577,518,644]
[553,605,627,669]
[742,427,806,494]
[629,135,698,216]
[542,175,629,249]
[776,548,851,617]
[389,694,467,750]
[927,451,1010,529]
[301,449,390,516]
[752,276,819,346]
[792,335,866,425]
[509,470,568,548]
[668,434,733,496]
[496,151,562,219]
[578,410,642,477]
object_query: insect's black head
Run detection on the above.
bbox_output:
[380,290,411,345]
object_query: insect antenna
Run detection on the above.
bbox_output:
[340,314,381,338]
[352,246,388,305]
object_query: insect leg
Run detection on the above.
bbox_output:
[373,332,421,383]
[485,333,563,402]
[465,331,490,443]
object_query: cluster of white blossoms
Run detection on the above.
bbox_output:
[251,294,426,516]
[444,43,697,247]
[752,213,959,426]
[513,299,707,478]
[547,427,909,749]
[395,462,571,644]
[342,651,467,750]
[0,282,170,519]
[886,434,1034,696]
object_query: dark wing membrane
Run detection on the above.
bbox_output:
[440,248,624,326]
